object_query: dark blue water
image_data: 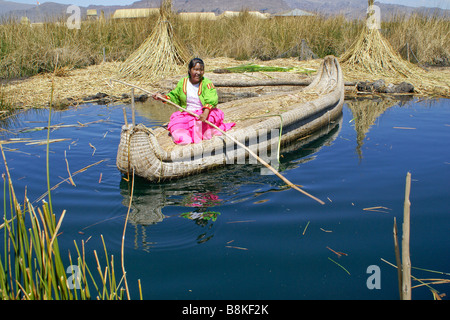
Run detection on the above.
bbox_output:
[0,97,448,300]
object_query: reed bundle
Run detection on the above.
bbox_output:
[342,29,450,96]
[118,1,190,83]
[340,1,415,78]
[340,3,449,97]
[340,27,418,79]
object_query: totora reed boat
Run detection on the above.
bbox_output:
[116,55,345,182]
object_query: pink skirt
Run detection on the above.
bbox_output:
[167,108,235,145]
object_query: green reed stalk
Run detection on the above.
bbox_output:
[46,79,54,217]
[0,138,134,300]
[0,76,139,299]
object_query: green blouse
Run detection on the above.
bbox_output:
[166,76,218,110]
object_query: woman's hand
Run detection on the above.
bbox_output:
[198,108,210,122]
[152,93,165,101]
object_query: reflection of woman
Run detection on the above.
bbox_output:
[153,58,235,145]
[180,192,222,224]
[182,192,221,208]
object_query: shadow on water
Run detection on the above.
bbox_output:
[119,114,343,251]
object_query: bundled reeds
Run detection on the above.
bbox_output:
[340,27,418,79]
[340,1,449,97]
[118,0,190,83]
[340,0,416,77]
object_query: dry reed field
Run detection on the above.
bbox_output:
[0,10,449,109]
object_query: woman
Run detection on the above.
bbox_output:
[153,58,235,145]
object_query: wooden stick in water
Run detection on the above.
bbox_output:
[122,108,128,126]
[110,78,325,205]
[402,172,412,300]
[131,88,136,126]
[393,217,403,300]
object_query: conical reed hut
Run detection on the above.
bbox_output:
[340,0,449,97]
[118,0,191,83]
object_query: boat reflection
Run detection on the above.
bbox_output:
[119,114,342,251]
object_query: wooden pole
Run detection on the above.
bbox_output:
[110,78,325,205]
[402,172,412,300]
[131,88,136,126]
[212,80,356,87]
[407,43,410,62]
[122,108,128,126]
[393,217,403,300]
[367,0,374,19]
[213,79,313,87]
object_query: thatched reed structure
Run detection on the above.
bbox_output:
[112,8,160,19]
[118,1,190,83]
[340,28,418,79]
[179,12,217,21]
[340,0,449,97]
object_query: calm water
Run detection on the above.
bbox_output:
[0,97,448,300]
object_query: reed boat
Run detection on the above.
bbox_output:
[120,115,342,225]
[116,55,345,182]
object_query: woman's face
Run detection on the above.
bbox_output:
[189,63,204,84]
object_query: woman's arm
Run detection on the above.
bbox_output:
[198,108,210,122]
[152,78,184,105]
[201,79,218,110]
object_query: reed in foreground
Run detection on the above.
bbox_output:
[0,143,140,299]
[383,172,450,300]
[0,81,140,299]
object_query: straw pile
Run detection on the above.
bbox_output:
[118,0,190,83]
[340,0,449,97]
[340,27,417,79]
[340,0,413,78]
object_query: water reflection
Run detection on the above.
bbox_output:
[133,99,177,125]
[0,107,48,135]
[119,115,343,251]
[346,95,414,159]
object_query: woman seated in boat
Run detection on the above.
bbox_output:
[152,58,235,145]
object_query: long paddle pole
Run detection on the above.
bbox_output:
[110,79,325,205]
